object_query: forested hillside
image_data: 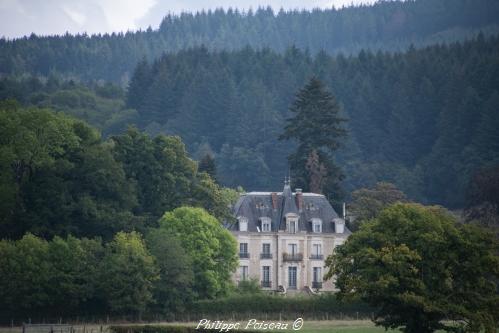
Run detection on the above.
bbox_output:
[1,0,498,82]
[125,35,499,208]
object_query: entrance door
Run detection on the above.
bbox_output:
[288,266,297,289]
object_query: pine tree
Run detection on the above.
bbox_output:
[280,77,347,198]
[199,153,217,182]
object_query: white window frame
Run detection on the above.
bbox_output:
[241,266,249,281]
[313,267,323,282]
[238,216,248,232]
[312,243,322,256]
[311,218,322,233]
[260,217,271,232]
[288,243,298,255]
[262,266,271,283]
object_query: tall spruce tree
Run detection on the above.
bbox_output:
[280,78,347,203]
[199,153,217,182]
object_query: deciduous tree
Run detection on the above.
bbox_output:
[326,203,499,333]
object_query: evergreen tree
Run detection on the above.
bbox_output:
[198,153,217,181]
[280,78,347,201]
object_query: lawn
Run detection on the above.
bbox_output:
[294,320,399,332]
[0,321,399,333]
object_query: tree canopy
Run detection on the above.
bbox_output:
[348,182,408,231]
[280,78,347,203]
[0,104,232,240]
[2,35,499,208]
[155,206,238,299]
[1,0,499,81]
[326,203,499,333]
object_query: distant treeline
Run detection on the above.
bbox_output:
[1,0,499,82]
[124,35,499,208]
[2,35,499,208]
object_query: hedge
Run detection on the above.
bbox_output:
[109,325,260,333]
[179,293,373,320]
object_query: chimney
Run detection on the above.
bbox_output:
[295,188,303,211]
[271,192,278,210]
[343,202,346,220]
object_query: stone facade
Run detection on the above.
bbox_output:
[227,180,350,293]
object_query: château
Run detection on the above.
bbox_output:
[227,178,350,293]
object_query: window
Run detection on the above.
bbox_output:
[238,217,248,232]
[261,243,272,259]
[312,218,322,233]
[240,243,248,253]
[286,215,298,233]
[334,218,345,234]
[313,267,322,282]
[262,266,270,282]
[288,266,297,289]
[288,243,298,255]
[261,218,271,232]
[241,266,249,281]
[239,243,249,258]
[313,244,322,256]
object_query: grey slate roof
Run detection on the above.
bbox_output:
[229,182,348,234]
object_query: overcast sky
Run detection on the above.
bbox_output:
[0,0,374,39]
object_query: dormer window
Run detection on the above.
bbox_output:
[260,217,271,232]
[238,216,248,232]
[286,215,298,234]
[311,218,322,233]
[333,218,345,234]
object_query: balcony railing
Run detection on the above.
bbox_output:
[283,253,303,261]
[312,281,323,289]
[239,252,250,259]
[310,254,324,260]
[260,253,273,259]
[261,281,272,288]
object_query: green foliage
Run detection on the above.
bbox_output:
[1,0,499,81]
[280,78,347,202]
[349,182,408,231]
[0,102,138,239]
[0,77,136,136]
[0,234,51,313]
[0,234,105,316]
[111,127,196,221]
[464,165,499,230]
[155,207,238,299]
[198,153,217,181]
[109,325,260,333]
[111,127,232,223]
[121,35,499,207]
[146,228,194,313]
[189,293,372,318]
[3,36,499,209]
[326,203,499,333]
[0,105,234,239]
[99,232,159,316]
[235,279,262,295]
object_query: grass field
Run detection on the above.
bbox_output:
[291,320,399,332]
[0,321,399,333]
